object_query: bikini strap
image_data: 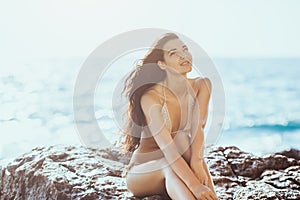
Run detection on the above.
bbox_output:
[161,81,173,133]
[163,80,167,104]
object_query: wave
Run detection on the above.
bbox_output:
[231,120,300,132]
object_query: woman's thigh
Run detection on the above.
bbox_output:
[125,158,168,197]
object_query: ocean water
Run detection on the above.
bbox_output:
[214,58,300,155]
[0,57,299,161]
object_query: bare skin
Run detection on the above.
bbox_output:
[125,38,218,200]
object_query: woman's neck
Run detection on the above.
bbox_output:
[164,72,188,97]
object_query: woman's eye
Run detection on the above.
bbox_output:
[183,47,189,52]
[170,52,175,56]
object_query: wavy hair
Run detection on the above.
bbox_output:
[119,33,179,152]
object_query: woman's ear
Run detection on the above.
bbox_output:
[157,61,166,70]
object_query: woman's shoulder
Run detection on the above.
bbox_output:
[140,84,164,105]
[188,77,212,94]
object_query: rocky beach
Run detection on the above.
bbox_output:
[0,145,299,200]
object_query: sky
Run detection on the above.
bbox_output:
[0,0,300,63]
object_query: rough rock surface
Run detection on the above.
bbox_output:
[0,145,299,200]
[207,146,300,200]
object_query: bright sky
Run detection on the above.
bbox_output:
[1,0,300,61]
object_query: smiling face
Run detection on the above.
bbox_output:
[159,38,193,75]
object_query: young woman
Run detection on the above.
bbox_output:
[120,33,218,200]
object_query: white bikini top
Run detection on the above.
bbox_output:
[161,82,195,137]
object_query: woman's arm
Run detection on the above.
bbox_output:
[140,92,210,196]
[190,77,212,162]
[190,78,217,194]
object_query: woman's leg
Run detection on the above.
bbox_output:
[202,160,217,195]
[126,157,196,199]
[126,132,209,199]
[126,159,167,197]
[172,132,217,199]
[163,166,196,200]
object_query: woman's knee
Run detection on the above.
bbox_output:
[163,166,195,199]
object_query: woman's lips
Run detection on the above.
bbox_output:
[180,60,191,66]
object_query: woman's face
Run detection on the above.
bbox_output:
[160,38,192,75]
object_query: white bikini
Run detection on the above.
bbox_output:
[161,82,195,138]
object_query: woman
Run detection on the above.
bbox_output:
[120,33,218,200]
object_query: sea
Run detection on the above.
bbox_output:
[1,56,299,161]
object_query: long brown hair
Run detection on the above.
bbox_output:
[119,33,179,152]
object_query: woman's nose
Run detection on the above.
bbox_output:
[177,51,188,59]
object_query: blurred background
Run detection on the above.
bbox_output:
[0,0,299,161]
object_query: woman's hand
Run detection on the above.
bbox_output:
[190,159,209,185]
[190,183,218,200]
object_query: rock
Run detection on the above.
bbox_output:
[207,146,300,200]
[222,146,298,179]
[233,181,283,200]
[234,179,300,200]
[276,148,300,160]
[0,145,299,199]
[0,145,132,200]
